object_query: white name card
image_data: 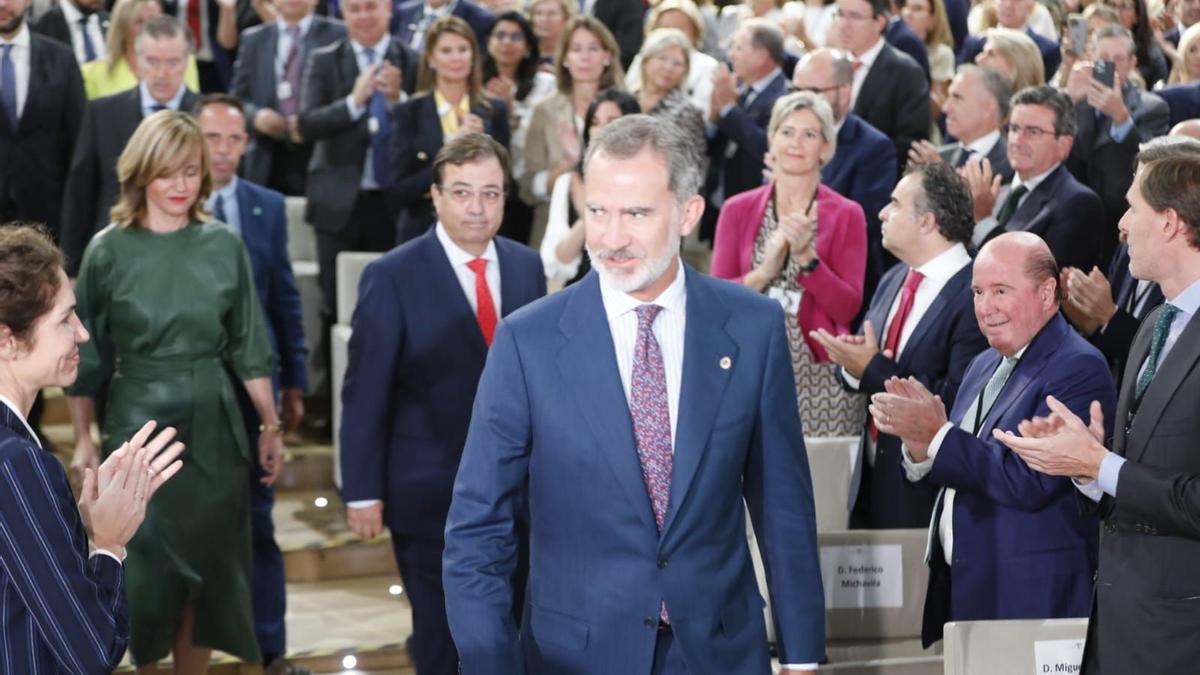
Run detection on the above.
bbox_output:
[818,544,903,608]
[1034,638,1085,674]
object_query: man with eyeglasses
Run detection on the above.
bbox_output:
[834,0,930,177]
[978,85,1104,273]
[1065,24,1169,267]
[794,47,896,307]
[340,133,544,675]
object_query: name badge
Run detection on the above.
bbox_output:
[368,116,379,135]
[276,81,293,102]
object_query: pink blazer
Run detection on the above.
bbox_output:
[711,183,867,362]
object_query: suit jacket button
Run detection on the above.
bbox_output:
[657,559,668,569]
[644,617,657,628]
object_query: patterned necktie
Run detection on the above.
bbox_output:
[466,258,497,346]
[1135,303,1179,400]
[363,47,393,188]
[630,304,672,531]
[0,45,17,130]
[995,184,1028,228]
[870,269,925,440]
[279,25,302,117]
[79,16,98,61]
[213,193,227,224]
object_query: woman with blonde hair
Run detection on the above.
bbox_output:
[391,16,510,241]
[628,28,706,146]
[628,1,721,117]
[519,16,624,246]
[711,91,867,436]
[975,27,1046,92]
[1167,21,1200,83]
[80,0,200,99]
[68,110,280,673]
[528,0,576,71]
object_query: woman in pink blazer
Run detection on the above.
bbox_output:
[711,91,867,436]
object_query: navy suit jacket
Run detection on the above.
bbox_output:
[919,314,1115,645]
[1089,243,1162,386]
[1158,82,1200,127]
[708,69,790,203]
[984,164,1105,272]
[822,113,897,299]
[231,179,309,392]
[339,229,545,539]
[0,404,128,673]
[390,93,510,241]
[886,17,931,79]
[958,28,1060,83]
[853,259,988,528]
[392,0,494,46]
[443,267,826,673]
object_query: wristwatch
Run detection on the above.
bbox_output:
[798,257,820,274]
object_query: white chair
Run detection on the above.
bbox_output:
[284,196,315,263]
[330,251,383,489]
[942,618,1088,675]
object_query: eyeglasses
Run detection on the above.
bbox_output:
[491,30,525,43]
[1005,123,1061,139]
[441,187,505,205]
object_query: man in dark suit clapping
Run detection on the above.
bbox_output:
[232,0,345,196]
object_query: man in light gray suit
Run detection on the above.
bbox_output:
[997,137,1200,674]
[232,0,344,196]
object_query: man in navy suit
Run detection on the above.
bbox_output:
[232,0,345,196]
[957,0,1059,81]
[980,86,1106,272]
[795,48,897,307]
[702,19,790,238]
[813,162,988,529]
[340,134,545,675]
[870,232,1116,647]
[391,0,492,52]
[836,0,930,177]
[444,115,825,674]
[196,94,310,675]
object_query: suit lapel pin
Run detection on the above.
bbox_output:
[252,206,262,216]
[719,356,732,370]
[417,151,428,161]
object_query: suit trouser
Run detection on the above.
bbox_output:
[313,190,395,404]
[389,535,457,675]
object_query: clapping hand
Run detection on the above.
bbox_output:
[993,397,1108,480]
[810,321,882,379]
[869,377,947,459]
[959,156,1002,222]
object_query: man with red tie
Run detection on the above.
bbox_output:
[339,133,544,675]
[812,161,988,528]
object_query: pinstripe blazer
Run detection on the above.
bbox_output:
[0,401,128,673]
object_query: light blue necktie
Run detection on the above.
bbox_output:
[0,44,17,130]
[363,47,393,188]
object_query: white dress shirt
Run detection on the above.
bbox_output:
[902,345,1029,565]
[344,37,393,190]
[0,24,32,120]
[598,261,687,445]
[843,243,973,466]
[138,81,188,116]
[849,36,886,111]
[434,221,501,318]
[58,0,108,64]
[541,172,582,282]
[962,129,1001,164]
[0,394,123,563]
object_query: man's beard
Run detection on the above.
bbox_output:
[586,229,680,295]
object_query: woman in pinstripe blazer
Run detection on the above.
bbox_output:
[0,225,182,673]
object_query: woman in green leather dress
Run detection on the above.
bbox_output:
[65,110,285,673]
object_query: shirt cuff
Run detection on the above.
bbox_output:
[346,499,382,508]
[1109,118,1135,143]
[90,548,124,564]
[345,95,366,120]
[840,366,862,391]
[1096,452,1126,497]
[901,422,953,482]
[719,102,735,119]
[1072,476,1105,503]
[779,664,818,670]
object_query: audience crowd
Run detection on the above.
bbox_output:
[3,0,1200,671]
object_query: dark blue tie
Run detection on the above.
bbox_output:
[0,44,17,130]
[364,48,393,188]
[214,193,227,224]
[79,17,98,62]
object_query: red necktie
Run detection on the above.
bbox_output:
[467,258,497,346]
[186,0,202,51]
[869,269,924,440]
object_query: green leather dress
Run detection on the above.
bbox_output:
[68,221,272,664]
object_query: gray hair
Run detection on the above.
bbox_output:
[1011,85,1076,137]
[638,28,694,92]
[583,114,704,201]
[829,49,854,86]
[135,15,193,55]
[739,18,786,66]
[767,91,838,166]
[958,64,1012,122]
[1090,24,1136,56]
